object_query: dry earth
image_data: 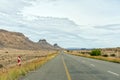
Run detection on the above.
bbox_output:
[0,48,57,70]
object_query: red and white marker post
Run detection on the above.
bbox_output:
[17,56,21,66]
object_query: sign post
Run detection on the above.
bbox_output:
[17,56,21,66]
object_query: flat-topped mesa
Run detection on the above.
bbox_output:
[38,39,55,50]
[38,39,47,43]
[38,39,63,50]
[53,43,63,50]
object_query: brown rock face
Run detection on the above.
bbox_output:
[0,29,39,50]
[0,29,62,50]
[37,39,55,50]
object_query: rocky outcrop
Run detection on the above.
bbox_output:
[53,43,62,49]
[38,39,56,50]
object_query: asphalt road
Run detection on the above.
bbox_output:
[21,53,120,80]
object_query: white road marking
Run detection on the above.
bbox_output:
[107,71,119,76]
[90,64,95,67]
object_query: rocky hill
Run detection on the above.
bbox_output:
[53,43,62,49]
[0,29,62,50]
[0,29,40,50]
[38,39,56,50]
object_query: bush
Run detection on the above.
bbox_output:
[0,64,3,68]
[110,54,116,57]
[5,51,8,53]
[90,49,101,56]
[81,52,85,54]
[102,54,108,57]
[67,50,70,52]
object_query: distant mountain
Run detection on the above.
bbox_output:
[37,39,55,50]
[53,43,62,49]
[67,48,93,50]
[0,29,62,50]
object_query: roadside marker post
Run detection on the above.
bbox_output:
[17,56,21,66]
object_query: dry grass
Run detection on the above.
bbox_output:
[0,48,56,68]
[68,52,120,63]
[0,53,58,80]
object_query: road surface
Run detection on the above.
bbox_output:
[20,53,120,80]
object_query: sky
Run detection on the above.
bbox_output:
[0,0,120,48]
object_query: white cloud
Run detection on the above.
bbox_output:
[0,0,120,48]
[0,0,31,15]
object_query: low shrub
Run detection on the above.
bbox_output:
[0,64,3,68]
[110,54,116,57]
[90,49,101,56]
[5,51,8,53]
[66,50,69,52]
[102,54,108,57]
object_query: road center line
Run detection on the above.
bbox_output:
[90,64,95,67]
[107,71,119,76]
[62,56,72,80]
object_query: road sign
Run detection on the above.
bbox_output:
[17,56,21,66]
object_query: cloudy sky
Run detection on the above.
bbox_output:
[0,0,120,48]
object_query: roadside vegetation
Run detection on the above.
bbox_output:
[67,49,120,63]
[0,53,58,80]
[90,49,101,56]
